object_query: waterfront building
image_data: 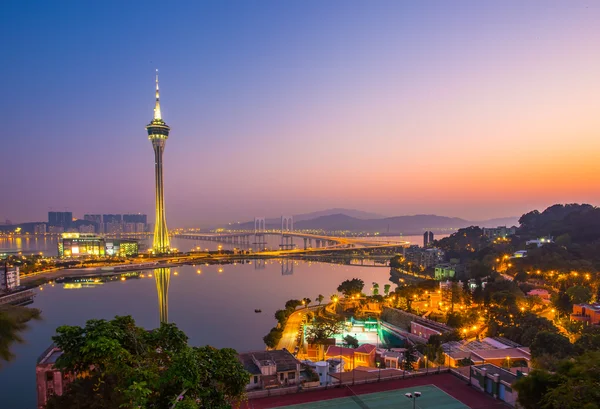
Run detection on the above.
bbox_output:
[0,266,20,291]
[404,246,443,269]
[135,222,146,233]
[482,226,517,240]
[571,303,600,325]
[84,214,102,224]
[48,226,64,234]
[58,233,138,258]
[124,222,137,233]
[238,349,301,390]
[48,211,72,230]
[34,223,47,234]
[146,70,171,254]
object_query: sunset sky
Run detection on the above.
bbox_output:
[2,1,600,226]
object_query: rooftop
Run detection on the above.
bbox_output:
[238,349,299,375]
[474,364,517,385]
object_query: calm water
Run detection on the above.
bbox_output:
[0,259,397,409]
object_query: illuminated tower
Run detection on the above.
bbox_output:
[146,70,171,254]
[154,268,170,324]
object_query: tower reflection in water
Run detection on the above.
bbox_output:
[154,268,170,324]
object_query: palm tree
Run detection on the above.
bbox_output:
[317,294,324,305]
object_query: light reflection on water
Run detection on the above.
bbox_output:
[0,260,398,409]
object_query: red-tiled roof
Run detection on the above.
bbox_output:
[355,344,377,354]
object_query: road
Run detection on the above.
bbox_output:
[277,306,320,352]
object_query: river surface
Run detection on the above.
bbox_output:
[1,258,401,409]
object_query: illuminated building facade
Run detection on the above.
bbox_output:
[58,233,138,258]
[146,70,171,254]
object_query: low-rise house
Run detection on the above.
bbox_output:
[410,319,452,341]
[527,288,550,301]
[571,303,600,325]
[470,363,522,407]
[324,343,377,370]
[381,350,405,369]
[442,338,531,368]
[238,349,301,390]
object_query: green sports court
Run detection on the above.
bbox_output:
[272,385,470,409]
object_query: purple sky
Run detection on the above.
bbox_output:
[2,1,600,227]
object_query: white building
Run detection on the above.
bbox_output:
[525,237,553,248]
[0,267,20,291]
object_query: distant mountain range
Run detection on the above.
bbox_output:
[226,208,519,234]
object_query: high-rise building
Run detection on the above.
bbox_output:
[423,231,434,247]
[102,214,122,224]
[48,211,72,229]
[123,214,147,224]
[84,214,102,224]
[146,70,171,254]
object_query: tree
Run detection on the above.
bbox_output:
[306,317,343,360]
[316,294,324,305]
[337,278,365,297]
[530,332,574,361]
[343,335,359,349]
[566,285,593,304]
[551,290,572,317]
[372,282,379,296]
[302,298,311,308]
[285,299,303,311]
[274,309,290,327]
[0,305,41,367]
[537,351,600,409]
[513,369,559,409]
[383,284,391,296]
[263,327,283,348]
[402,344,417,370]
[47,316,249,409]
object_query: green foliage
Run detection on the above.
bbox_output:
[302,298,311,307]
[383,284,391,296]
[284,299,303,310]
[372,282,379,296]
[263,327,283,348]
[337,278,365,297]
[316,294,324,305]
[274,309,290,326]
[531,331,574,361]
[343,335,359,349]
[566,285,593,304]
[487,311,558,346]
[445,312,463,328]
[551,290,572,316]
[402,344,417,370]
[0,305,41,367]
[514,351,600,409]
[47,316,248,409]
[513,368,560,409]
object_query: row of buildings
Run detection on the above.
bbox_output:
[34,212,149,235]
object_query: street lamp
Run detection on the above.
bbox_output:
[405,392,421,409]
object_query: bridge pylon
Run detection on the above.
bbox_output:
[253,217,267,251]
[280,215,296,250]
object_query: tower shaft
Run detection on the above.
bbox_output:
[154,268,170,324]
[153,141,170,252]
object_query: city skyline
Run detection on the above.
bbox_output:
[3,1,600,226]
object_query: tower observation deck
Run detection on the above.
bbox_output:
[146,70,171,254]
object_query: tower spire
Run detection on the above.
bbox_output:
[154,69,162,120]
